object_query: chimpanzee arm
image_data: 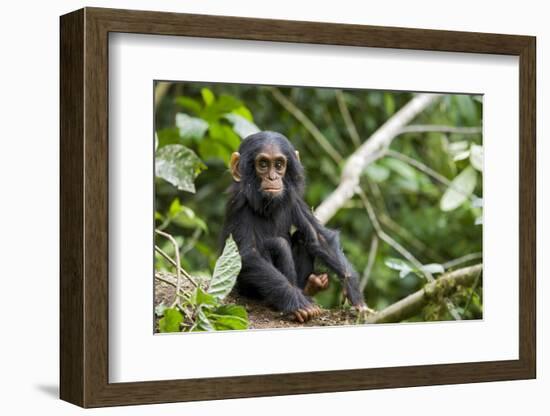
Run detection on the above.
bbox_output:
[292,199,366,307]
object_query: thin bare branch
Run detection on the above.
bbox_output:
[443,252,483,269]
[155,229,183,307]
[269,87,343,164]
[336,90,362,148]
[154,244,198,288]
[398,125,482,135]
[360,235,378,292]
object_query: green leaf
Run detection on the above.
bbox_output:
[421,264,445,275]
[208,235,242,300]
[156,128,183,148]
[209,122,241,151]
[364,163,390,183]
[232,105,254,121]
[470,144,483,171]
[224,113,260,139]
[214,304,248,320]
[384,93,395,115]
[201,88,215,106]
[453,150,470,161]
[384,258,413,279]
[154,303,168,317]
[455,95,477,124]
[440,166,477,211]
[176,97,203,115]
[384,158,417,180]
[209,312,248,330]
[158,308,183,333]
[168,199,208,231]
[193,307,215,331]
[448,140,469,155]
[155,144,207,193]
[175,113,209,140]
[191,287,218,307]
[198,140,232,164]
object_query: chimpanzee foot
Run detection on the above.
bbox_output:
[293,304,322,323]
[303,273,330,296]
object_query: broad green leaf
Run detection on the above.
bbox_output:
[191,287,217,307]
[384,258,413,279]
[175,113,209,140]
[470,144,483,171]
[448,140,469,155]
[209,122,241,150]
[214,304,248,320]
[208,236,241,300]
[209,312,248,330]
[440,166,477,211]
[455,95,477,124]
[224,113,260,139]
[384,158,417,180]
[201,88,215,106]
[420,264,445,275]
[193,307,215,331]
[232,106,254,121]
[156,128,183,148]
[155,144,207,193]
[168,199,208,231]
[453,150,470,161]
[154,303,168,317]
[384,93,395,115]
[198,140,231,164]
[158,308,183,333]
[365,163,390,183]
[472,197,483,208]
[176,96,202,115]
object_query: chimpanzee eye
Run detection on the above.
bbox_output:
[259,160,268,169]
[275,160,284,170]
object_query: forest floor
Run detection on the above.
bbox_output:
[154,271,362,330]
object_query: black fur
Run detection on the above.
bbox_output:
[221,131,365,313]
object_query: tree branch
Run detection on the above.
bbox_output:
[398,125,482,135]
[315,93,442,224]
[336,90,362,148]
[367,264,482,324]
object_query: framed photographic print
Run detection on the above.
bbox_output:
[60,7,536,408]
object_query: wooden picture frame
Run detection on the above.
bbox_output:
[60,7,536,408]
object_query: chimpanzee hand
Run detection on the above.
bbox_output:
[293,303,322,323]
[303,273,330,296]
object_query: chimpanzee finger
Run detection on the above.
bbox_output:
[294,310,305,323]
[314,306,322,317]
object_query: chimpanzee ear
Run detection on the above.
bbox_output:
[230,152,241,182]
[295,150,300,162]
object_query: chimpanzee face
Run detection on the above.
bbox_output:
[254,145,287,196]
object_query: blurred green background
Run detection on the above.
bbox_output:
[154,81,483,321]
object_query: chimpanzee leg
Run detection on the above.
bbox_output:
[264,237,298,285]
[291,231,315,290]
